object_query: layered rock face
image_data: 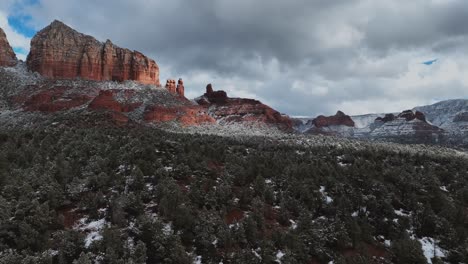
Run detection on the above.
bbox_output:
[27,20,160,85]
[195,84,293,130]
[0,28,17,67]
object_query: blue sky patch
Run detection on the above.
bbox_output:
[13,47,28,54]
[8,0,40,37]
[8,15,37,38]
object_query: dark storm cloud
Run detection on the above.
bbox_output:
[363,1,468,54]
[27,0,360,74]
[12,0,468,115]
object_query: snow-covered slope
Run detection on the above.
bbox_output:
[413,100,468,146]
[414,99,468,128]
[351,114,385,129]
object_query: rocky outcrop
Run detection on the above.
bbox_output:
[27,20,160,85]
[197,84,228,104]
[398,110,426,122]
[375,114,396,123]
[164,78,185,97]
[195,84,293,130]
[310,111,355,128]
[0,28,17,67]
[22,86,94,112]
[206,83,214,94]
[144,105,215,126]
[302,111,355,136]
[453,112,468,122]
[176,78,185,97]
[165,79,177,94]
[88,90,143,112]
[375,110,426,123]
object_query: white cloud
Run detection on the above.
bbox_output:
[0,10,31,61]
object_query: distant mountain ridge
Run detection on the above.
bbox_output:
[294,99,468,147]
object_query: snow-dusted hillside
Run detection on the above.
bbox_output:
[351,113,385,129]
[414,99,468,128]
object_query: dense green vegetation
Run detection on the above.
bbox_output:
[0,124,467,263]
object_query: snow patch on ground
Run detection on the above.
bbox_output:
[419,237,446,264]
[275,250,285,263]
[163,222,173,235]
[319,186,333,204]
[394,209,411,217]
[289,219,298,230]
[74,218,109,248]
[252,248,262,260]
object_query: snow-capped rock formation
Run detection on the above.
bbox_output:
[370,110,443,142]
[27,20,160,86]
[295,109,447,144]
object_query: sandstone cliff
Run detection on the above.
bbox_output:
[27,20,160,86]
[0,28,17,67]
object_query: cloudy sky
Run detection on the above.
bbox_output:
[1,0,468,116]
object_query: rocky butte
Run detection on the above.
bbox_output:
[196,84,293,130]
[302,111,355,136]
[27,20,160,86]
[0,28,17,67]
[311,111,355,128]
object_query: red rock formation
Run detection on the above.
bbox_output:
[176,78,185,97]
[0,28,17,67]
[27,20,160,85]
[23,86,94,112]
[311,111,355,128]
[88,89,143,112]
[144,105,215,126]
[195,84,293,130]
[397,110,426,122]
[206,83,214,94]
[165,79,177,94]
[376,113,396,123]
[198,83,228,104]
[205,90,228,104]
[376,110,427,123]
